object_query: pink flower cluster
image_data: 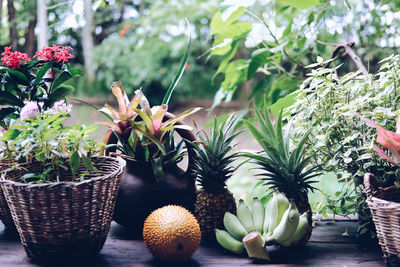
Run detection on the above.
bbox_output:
[34,45,74,63]
[1,46,30,69]
[20,101,44,121]
[46,100,73,115]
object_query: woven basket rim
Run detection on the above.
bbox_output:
[0,156,123,188]
[367,196,400,208]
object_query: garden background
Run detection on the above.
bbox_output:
[2,0,400,233]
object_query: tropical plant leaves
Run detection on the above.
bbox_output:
[162,18,191,105]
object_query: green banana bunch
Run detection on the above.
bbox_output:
[237,199,255,233]
[215,229,244,254]
[215,193,311,258]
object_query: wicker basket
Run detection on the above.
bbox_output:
[0,156,123,262]
[0,159,15,230]
[364,173,400,266]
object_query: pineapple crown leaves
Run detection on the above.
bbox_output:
[242,104,320,200]
[191,114,242,191]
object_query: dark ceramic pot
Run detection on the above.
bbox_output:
[105,112,197,235]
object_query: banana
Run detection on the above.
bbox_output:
[291,212,310,245]
[265,203,299,245]
[263,199,271,235]
[223,212,248,240]
[251,197,265,233]
[275,192,290,228]
[215,229,245,255]
[266,192,279,237]
[237,199,256,233]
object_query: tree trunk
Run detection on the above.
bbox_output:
[37,0,48,48]
[83,0,95,81]
[25,19,37,57]
[7,0,18,49]
[0,0,3,32]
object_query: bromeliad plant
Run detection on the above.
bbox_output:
[1,102,99,183]
[92,26,200,181]
[0,45,81,129]
[97,83,200,180]
[355,113,400,176]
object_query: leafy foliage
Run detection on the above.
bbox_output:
[0,55,81,129]
[287,55,400,236]
[207,0,400,109]
[1,112,99,183]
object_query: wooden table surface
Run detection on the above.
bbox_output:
[0,220,386,267]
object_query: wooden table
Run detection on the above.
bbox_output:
[0,220,385,266]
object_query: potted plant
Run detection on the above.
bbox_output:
[0,45,81,230]
[88,31,203,234]
[287,54,400,237]
[0,103,123,262]
[242,104,320,245]
[97,82,200,235]
[356,113,400,266]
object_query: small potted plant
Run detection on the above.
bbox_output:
[97,82,200,235]
[0,45,81,230]
[356,114,400,266]
[0,102,123,262]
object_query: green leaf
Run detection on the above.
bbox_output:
[2,129,21,141]
[0,66,30,83]
[0,107,15,120]
[282,18,293,38]
[66,65,82,77]
[48,85,75,103]
[210,6,246,35]
[34,62,54,86]
[247,49,270,80]
[132,126,166,155]
[132,108,155,135]
[151,156,165,182]
[162,18,191,106]
[69,151,81,176]
[0,91,24,107]
[212,41,239,81]
[269,91,300,116]
[51,71,72,92]
[215,21,252,43]
[81,155,94,171]
[276,0,320,9]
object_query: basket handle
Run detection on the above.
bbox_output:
[103,111,197,181]
[363,173,375,198]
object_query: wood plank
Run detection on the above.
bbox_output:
[0,220,386,266]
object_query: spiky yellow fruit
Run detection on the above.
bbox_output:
[143,205,201,262]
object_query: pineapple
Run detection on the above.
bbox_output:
[243,105,320,244]
[192,115,241,242]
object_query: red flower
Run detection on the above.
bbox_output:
[35,45,74,63]
[1,46,30,69]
